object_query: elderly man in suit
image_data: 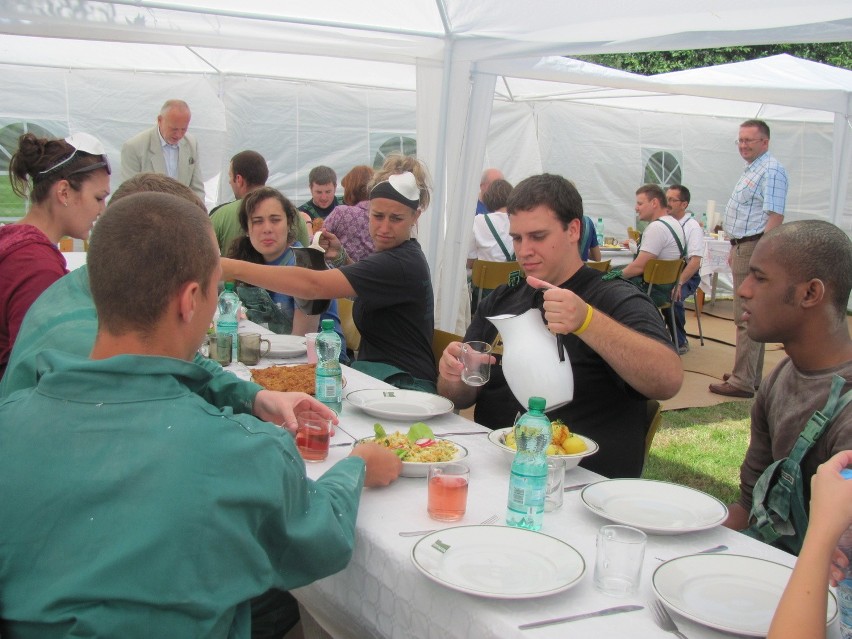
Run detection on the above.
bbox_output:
[121,99,204,201]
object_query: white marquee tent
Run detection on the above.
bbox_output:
[1,1,851,328]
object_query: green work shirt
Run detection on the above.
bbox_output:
[0,350,365,637]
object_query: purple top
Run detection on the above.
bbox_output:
[324,200,374,263]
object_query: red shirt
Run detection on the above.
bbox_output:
[0,224,67,372]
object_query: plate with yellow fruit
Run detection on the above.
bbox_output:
[487,421,598,469]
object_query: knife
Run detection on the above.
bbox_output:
[518,604,643,630]
[563,482,591,492]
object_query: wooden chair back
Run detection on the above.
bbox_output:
[585,259,611,273]
[336,298,361,356]
[627,227,642,242]
[432,328,463,369]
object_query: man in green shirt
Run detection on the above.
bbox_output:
[0,192,401,637]
[211,150,310,255]
[298,164,343,220]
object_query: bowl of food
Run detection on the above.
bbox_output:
[358,423,468,477]
[488,421,598,470]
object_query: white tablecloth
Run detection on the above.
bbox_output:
[699,238,733,300]
[224,321,837,639]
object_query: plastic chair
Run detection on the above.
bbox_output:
[642,399,662,474]
[585,259,611,273]
[627,227,642,242]
[470,259,521,310]
[643,258,685,346]
[336,298,361,358]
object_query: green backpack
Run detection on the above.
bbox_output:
[744,375,852,555]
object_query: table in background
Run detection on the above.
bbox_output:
[599,247,632,269]
[223,322,836,639]
[699,237,733,305]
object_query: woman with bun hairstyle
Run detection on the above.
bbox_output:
[222,154,435,391]
[0,132,111,375]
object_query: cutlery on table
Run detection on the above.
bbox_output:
[654,544,728,561]
[563,482,590,492]
[399,514,498,537]
[518,604,643,630]
[651,600,689,639]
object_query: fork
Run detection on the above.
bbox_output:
[398,514,498,537]
[651,600,689,639]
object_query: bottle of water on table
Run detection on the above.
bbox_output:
[837,468,852,638]
[596,217,604,245]
[506,396,550,531]
[315,318,343,415]
[216,281,240,361]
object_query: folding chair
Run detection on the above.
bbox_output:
[336,298,361,358]
[627,227,642,242]
[585,259,611,273]
[643,258,685,346]
[432,328,463,371]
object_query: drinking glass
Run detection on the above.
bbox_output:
[295,411,332,462]
[237,333,271,366]
[427,463,469,521]
[460,341,492,386]
[594,525,646,597]
[207,333,233,366]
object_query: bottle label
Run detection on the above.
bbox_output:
[316,375,341,402]
[840,580,852,637]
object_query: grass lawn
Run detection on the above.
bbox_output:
[643,401,752,505]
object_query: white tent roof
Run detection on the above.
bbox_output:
[2,2,852,329]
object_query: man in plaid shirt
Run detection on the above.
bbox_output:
[710,119,788,398]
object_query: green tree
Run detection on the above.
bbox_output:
[576,42,852,74]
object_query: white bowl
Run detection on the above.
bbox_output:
[356,437,468,478]
[487,427,598,469]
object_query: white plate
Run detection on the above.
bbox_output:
[266,335,307,358]
[580,479,727,534]
[653,553,838,637]
[345,389,454,420]
[356,437,468,477]
[487,427,598,470]
[411,525,585,599]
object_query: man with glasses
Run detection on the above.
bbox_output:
[121,99,204,201]
[710,119,788,399]
[666,185,703,354]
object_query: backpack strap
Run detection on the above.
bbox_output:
[483,214,514,261]
[748,375,852,553]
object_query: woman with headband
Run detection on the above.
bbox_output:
[0,132,111,376]
[222,154,436,392]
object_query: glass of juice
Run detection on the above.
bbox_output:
[295,411,332,462]
[427,463,470,521]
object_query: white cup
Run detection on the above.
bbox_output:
[594,525,646,597]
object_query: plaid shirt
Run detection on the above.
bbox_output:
[724,151,788,239]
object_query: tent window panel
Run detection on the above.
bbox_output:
[643,149,682,187]
[0,121,59,221]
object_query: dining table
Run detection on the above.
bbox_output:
[224,320,839,639]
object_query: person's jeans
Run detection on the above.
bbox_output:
[673,272,701,347]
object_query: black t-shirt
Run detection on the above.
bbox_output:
[341,239,436,383]
[467,266,674,478]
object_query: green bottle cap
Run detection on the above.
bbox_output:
[321,318,335,331]
[224,281,235,291]
[528,396,546,411]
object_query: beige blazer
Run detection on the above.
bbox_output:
[120,126,204,200]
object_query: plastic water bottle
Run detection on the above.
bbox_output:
[315,318,343,415]
[506,396,550,531]
[837,469,852,638]
[216,281,240,361]
[596,217,605,245]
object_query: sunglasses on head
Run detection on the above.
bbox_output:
[35,132,111,180]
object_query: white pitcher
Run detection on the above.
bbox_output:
[487,308,574,411]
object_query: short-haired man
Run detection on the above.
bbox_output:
[120,99,204,200]
[722,221,852,538]
[711,119,788,398]
[438,174,683,478]
[210,150,309,254]
[618,185,687,340]
[0,192,401,635]
[475,167,505,214]
[666,184,703,354]
[298,165,343,221]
